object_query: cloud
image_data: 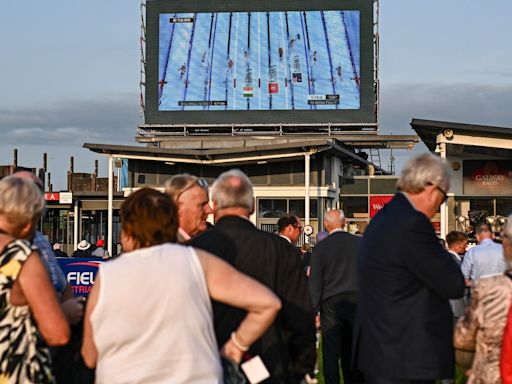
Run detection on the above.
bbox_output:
[379,83,512,136]
[374,83,512,172]
[0,93,139,147]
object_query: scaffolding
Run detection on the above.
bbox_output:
[140,0,146,126]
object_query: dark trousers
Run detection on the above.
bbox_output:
[320,292,360,384]
[364,376,434,384]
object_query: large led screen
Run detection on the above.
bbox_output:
[145,0,375,128]
[158,11,360,111]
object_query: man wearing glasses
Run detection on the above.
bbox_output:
[277,214,303,245]
[165,174,212,242]
[461,222,506,288]
[355,153,465,384]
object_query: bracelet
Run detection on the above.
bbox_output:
[231,332,249,352]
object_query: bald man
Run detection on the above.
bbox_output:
[309,209,362,384]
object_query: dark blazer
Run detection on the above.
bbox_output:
[309,231,360,312]
[190,216,316,384]
[354,193,465,380]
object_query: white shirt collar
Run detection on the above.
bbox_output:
[178,227,191,241]
[279,234,292,243]
[329,228,345,235]
[449,249,462,262]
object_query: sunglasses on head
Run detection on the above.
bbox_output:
[176,177,209,200]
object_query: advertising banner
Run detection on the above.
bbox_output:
[369,195,393,218]
[57,258,103,297]
[463,160,512,195]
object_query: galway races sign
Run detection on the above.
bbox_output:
[463,160,512,195]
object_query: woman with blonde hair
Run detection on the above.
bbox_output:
[0,175,69,383]
[82,188,281,383]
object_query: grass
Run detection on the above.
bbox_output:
[313,337,468,384]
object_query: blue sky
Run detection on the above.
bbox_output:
[1,1,511,189]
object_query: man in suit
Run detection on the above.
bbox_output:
[309,209,361,384]
[446,231,468,320]
[278,213,303,245]
[164,174,212,242]
[190,169,316,384]
[355,153,465,384]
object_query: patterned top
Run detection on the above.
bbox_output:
[454,273,512,384]
[0,239,54,383]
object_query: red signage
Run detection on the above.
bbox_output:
[369,195,393,218]
[44,192,60,201]
[268,83,279,93]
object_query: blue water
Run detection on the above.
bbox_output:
[158,10,360,112]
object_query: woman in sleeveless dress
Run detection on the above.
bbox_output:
[82,188,281,383]
[0,176,70,383]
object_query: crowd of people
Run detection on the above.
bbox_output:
[1,153,512,383]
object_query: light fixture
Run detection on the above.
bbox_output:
[451,161,461,171]
[257,160,268,165]
[443,129,454,139]
[165,161,175,165]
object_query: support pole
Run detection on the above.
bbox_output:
[108,156,114,256]
[439,142,448,239]
[305,153,311,243]
[73,200,79,251]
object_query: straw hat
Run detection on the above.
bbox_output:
[77,240,91,251]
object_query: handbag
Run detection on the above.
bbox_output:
[221,356,247,384]
[454,348,475,371]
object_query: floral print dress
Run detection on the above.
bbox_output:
[0,239,54,383]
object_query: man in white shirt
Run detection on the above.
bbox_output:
[164,174,212,242]
[461,223,506,286]
[277,213,302,245]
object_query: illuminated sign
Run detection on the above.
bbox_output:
[463,160,512,195]
[144,0,376,127]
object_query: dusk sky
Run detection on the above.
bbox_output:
[1,1,511,189]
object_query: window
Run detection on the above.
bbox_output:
[370,178,398,194]
[340,178,368,194]
[258,199,318,218]
[339,197,368,218]
[258,199,287,218]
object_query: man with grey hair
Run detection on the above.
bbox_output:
[190,169,316,384]
[355,153,465,384]
[461,222,505,287]
[309,209,361,384]
[164,174,212,242]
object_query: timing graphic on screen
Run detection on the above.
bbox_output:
[158,11,360,111]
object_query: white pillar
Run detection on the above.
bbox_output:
[439,142,448,239]
[73,200,79,251]
[108,156,113,256]
[305,153,311,242]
